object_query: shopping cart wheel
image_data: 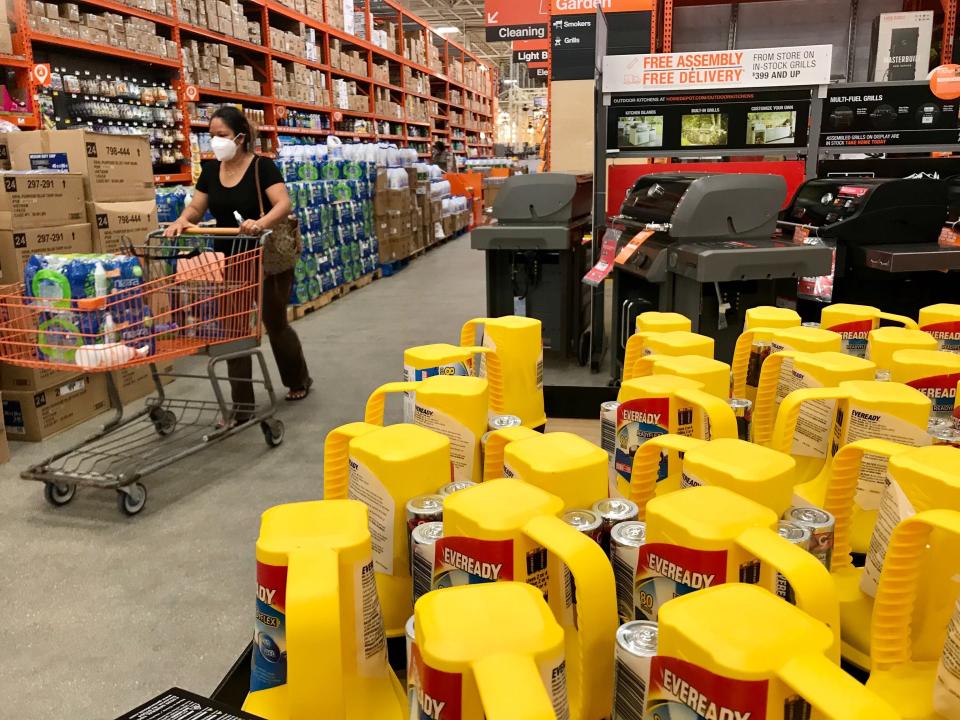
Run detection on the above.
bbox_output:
[118,482,147,516]
[150,408,177,437]
[43,482,76,507]
[261,419,285,447]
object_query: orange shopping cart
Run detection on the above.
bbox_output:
[0,228,284,515]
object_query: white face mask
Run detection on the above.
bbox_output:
[210,135,239,161]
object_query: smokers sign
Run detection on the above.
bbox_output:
[603,45,833,93]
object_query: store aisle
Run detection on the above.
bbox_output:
[0,235,485,720]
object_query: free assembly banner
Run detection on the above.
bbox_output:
[602,45,832,93]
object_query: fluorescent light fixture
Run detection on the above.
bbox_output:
[435,26,459,33]
[503,78,518,84]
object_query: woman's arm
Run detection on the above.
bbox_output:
[239,182,292,234]
[163,189,209,236]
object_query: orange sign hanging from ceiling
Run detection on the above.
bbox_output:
[551,0,653,15]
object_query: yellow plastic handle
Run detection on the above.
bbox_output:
[632,354,658,378]
[364,381,420,425]
[473,652,557,720]
[460,318,486,347]
[286,547,344,719]
[821,439,910,569]
[731,329,758,399]
[777,652,900,720]
[878,311,918,330]
[483,348,507,414]
[482,426,538,481]
[628,434,706,519]
[771,387,845,455]
[523,514,618,720]
[622,334,647,381]
[462,345,492,378]
[674,388,738,441]
[752,351,789,446]
[735,526,841,662]
[323,422,378,499]
[871,509,960,668]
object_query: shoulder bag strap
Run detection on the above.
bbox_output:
[254,155,266,219]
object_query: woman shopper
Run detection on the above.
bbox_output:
[165,106,312,421]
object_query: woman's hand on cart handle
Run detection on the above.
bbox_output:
[239,218,264,235]
[164,218,193,238]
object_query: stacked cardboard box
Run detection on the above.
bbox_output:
[373,88,402,120]
[405,96,428,124]
[1,129,161,441]
[374,169,417,262]
[178,0,260,43]
[403,68,428,96]
[404,33,427,66]
[182,39,259,95]
[329,40,367,76]
[1,364,173,441]
[370,21,396,53]
[332,78,369,112]
[427,43,442,74]
[28,2,178,59]
[372,60,390,84]
[0,1,13,54]
[270,24,318,61]
[272,60,326,105]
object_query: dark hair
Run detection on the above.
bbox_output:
[211,105,254,152]
[433,140,445,151]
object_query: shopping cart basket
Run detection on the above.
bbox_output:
[0,228,285,515]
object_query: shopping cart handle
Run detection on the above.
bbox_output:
[184,226,242,235]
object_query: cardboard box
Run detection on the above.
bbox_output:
[2,373,109,442]
[0,172,85,229]
[0,222,92,283]
[869,11,934,82]
[442,215,455,238]
[86,199,157,253]
[8,130,155,202]
[113,362,174,405]
[0,135,11,171]
[1,363,77,392]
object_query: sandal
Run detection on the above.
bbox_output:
[286,378,313,402]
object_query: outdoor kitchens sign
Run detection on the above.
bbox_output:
[602,45,833,93]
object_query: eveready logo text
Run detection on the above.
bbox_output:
[622,410,663,425]
[851,410,881,422]
[416,406,434,418]
[840,331,869,340]
[442,547,503,579]
[663,668,751,720]
[647,553,715,588]
[917,386,957,400]
[257,584,276,605]
[927,331,960,340]
[416,688,446,719]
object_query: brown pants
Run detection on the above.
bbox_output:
[228,269,310,413]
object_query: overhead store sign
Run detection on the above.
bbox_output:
[515,48,549,63]
[513,38,550,64]
[485,0,547,42]
[552,0,651,14]
[602,45,833,93]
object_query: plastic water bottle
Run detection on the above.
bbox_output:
[103,312,117,343]
[94,262,108,297]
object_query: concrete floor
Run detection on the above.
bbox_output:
[0,234,604,719]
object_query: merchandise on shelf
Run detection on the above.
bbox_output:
[179,0,261,44]
[40,70,186,168]
[271,60,326,106]
[181,39,260,95]
[329,39,367,76]
[277,149,377,304]
[332,77,369,113]
[277,109,329,131]
[188,102,265,128]
[369,20,397,53]
[155,185,188,223]
[269,24,318,61]
[28,2,178,59]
